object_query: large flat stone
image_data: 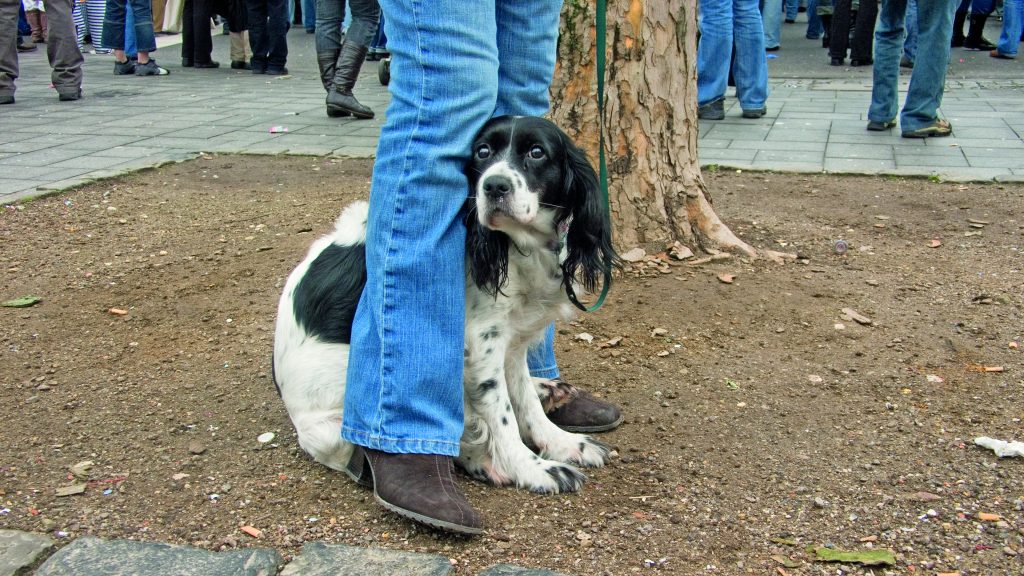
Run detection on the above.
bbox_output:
[34,536,282,576]
[0,530,55,576]
[280,542,452,576]
[479,564,568,576]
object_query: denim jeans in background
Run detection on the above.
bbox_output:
[698,0,768,110]
[302,0,315,31]
[102,0,156,52]
[868,0,957,131]
[761,0,782,48]
[247,0,289,69]
[995,0,1022,56]
[124,2,137,57]
[785,0,799,19]
[903,0,918,63]
[527,325,560,380]
[341,0,563,456]
[806,0,824,38]
[956,0,994,15]
[315,0,378,53]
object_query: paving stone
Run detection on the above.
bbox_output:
[279,542,452,576]
[34,536,282,576]
[0,530,55,576]
[479,564,569,576]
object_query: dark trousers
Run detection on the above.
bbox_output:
[182,0,214,63]
[830,0,878,61]
[246,0,288,69]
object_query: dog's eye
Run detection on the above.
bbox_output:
[529,146,546,160]
[476,145,491,160]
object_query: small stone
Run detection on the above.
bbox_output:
[1003,546,1018,557]
[813,497,829,509]
[188,441,207,455]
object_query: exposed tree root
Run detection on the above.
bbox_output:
[686,184,797,265]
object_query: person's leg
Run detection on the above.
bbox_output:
[527,326,560,380]
[325,0,378,117]
[733,0,769,111]
[124,1,136,58]
[127,0,154,55]
[952,0,969,45]
[301,0,314,31]
[40,0,83,98]
[247,0,268,71]
[697,0,734,108]
[806,0,823,38]
[830,0,852,61]
[849,0,877,63]
[785,0,800,20]
[868,0,906,125]
[182,0,194,62]
[903,0,918,63]
[265,0,287,70]
[964,0,996,49]
[993,0,1021,56]
[761,0,782,48]
[314,0,343,91]
[900,0,955,132]
[0,0,19,103]
[192,0,214,64]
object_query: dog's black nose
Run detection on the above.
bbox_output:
[482,174,513,200]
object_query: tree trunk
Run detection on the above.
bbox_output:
[551,0,775,261]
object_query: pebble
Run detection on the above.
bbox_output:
[813,497,829,509]
[1003,546,1018,557]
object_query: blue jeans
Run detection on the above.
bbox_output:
[527,325,559,379]
[785,0,799,19]
[315,0,378,52]
[996,0,1022,56]
[698,0,768,110]
[806,0,824,37]
[956,0,994,14]
[102,0,156,52]
[868,0,956,131]
[341,0,563,456]
[302,0,315,30]
[762,0,782,48]
[125,2,137,57]
[903,0,918,62]
[247,0,289,69]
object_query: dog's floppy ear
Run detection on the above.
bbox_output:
[560,136,621,293]
[464,204,510,297]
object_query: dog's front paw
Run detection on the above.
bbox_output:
[542,435,610,468]
[512,460,586,494]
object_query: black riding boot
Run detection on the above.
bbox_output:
[317,50,349,118]
[951,10,967,47]
[326,42,374,120]
[963,13,996,51]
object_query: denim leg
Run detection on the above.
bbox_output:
[900,0,955,130]
[492,0,562,380]
[996,0,1022,56]
[527,325,560,380]
[128,0,155,52]
[903,0,918,61]
[762,0,782,47]
[314,0,343,52]
[341,0,500,456]
[734,0,769,109]
[806,0,824,37]
[302,0,316,30]
[697,0,734,106]
[785,0,799,20]
[266,0,288,67]
[125,2,137,57]
[345,0,381,47]
[102,0,127,49]
[868,0,906,123]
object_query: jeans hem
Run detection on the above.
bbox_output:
[342,427,462,457]
[528,367,560,379]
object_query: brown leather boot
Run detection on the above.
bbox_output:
[26,10,45,43]
[544,380,623,433]
[359,447,483,535]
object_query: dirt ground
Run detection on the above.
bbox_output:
[1,155,1022,576]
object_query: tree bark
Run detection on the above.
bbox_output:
[551,0,778,261]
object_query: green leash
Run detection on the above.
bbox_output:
[567,0,612,313]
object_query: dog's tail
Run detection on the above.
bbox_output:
[329,200,370,247]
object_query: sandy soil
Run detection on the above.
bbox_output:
[1,155,1022,575]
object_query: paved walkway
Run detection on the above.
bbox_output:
[2,18,1023,205]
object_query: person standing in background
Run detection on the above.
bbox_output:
[1,0,84,104]
[698,0,769,120]
[314,0,378,118]
[246,0,288,74]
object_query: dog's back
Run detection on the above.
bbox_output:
[273,201,369,471]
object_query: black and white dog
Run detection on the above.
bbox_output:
[273,116,619,494]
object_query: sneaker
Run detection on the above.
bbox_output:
[0,94,14,105]
[901,118,952,139]
[231,60,251,70]
[135,59,170,76]
[741,107,767,119]
[963,37,996,51]
[17,37,36,52]
[113,59,136,75]
[266,66,289,75]
[195,60,220,69]
[866,119,896,131]
[989,50,1016,60]
[697,97,725,121]
[850,58,873,66]
[766,45,780,52]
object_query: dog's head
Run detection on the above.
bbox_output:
[465,116,620,298]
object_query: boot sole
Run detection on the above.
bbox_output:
[373,493,484,535]
[327,104,374,119]
[556,414,625,434]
